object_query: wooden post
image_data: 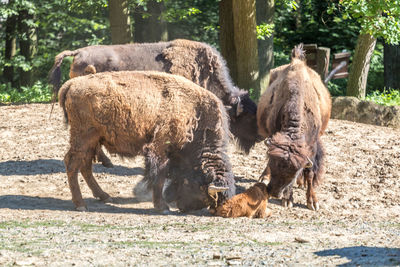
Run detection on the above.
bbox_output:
[316,47,330,80]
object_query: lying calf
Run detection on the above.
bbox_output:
[214,182,271,218]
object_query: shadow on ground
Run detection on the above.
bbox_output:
[0,195,213,217]
[0,159,143,176]
[315,246,400,266]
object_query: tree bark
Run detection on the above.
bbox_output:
[346,33,377,98]
[109,0,132,44]
[134,1,168,43]
[219,0,260,97]
[18,9,37,88]
[256,0,274,95]
[384,44,400,89]
[4,3,17,87]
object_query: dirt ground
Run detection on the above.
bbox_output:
[0,103,399,266]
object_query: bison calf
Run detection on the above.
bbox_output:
[214,182,271,218]
[59,71,235,212]
[257,44,331,211]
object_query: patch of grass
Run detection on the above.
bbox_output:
[0,81,52,104]
[365,88,400,106]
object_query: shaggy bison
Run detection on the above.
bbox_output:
[257,44,331,211]
[50,39,258,158]
[214,182,271,218]
[59,71,235,212]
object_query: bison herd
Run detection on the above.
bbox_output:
[49,40,332,218]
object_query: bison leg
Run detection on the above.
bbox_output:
[80,155,111,203]
[281,185,294,208]
[144,151,169,213]
[64,149,87,211]
[304,169,319,211]
[96,145,114,168]
[253,201,272,219]
[258,165,270,182]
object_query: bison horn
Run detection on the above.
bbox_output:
[264,138,272,146]
[236,97,243,117]
[305,156,313,169]
[208,185,229,196]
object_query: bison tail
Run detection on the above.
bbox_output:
[291,43,306,61]
[58,80,72,124]
[48,50,78,98]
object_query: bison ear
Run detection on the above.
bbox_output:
[84,65,96,75]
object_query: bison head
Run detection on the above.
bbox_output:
[163,153,235,212]
[228,92,260,154]
[265,133,313,198]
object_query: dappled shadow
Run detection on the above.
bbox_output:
[315,246,400,266]
[0,159,143,176]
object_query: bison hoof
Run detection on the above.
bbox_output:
[281,199,293,208]
[101,160,114,168]
[307,201,319,211]
[76,206,88,212]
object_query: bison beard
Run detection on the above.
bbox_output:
[49,39,259,170]
[214,182,271,218]
[257,44,332,211]
[59,71,235,212]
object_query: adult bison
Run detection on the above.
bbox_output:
[50,39,258,161]
[257,44,331,211]
[59,71,235,212]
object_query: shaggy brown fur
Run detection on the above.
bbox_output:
[59,71,235,212]
[50,39,258,159]
[257,44,332,211]
[214,183,271,218]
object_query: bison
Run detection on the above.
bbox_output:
[58,71,235,212]
[214,182,271,218]
[257,44,332,211]
[50,39,258,168]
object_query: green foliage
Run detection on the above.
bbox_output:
[365,88,400,106]
[0,81,52,104]
[335,0,400,44]
[257,23,274,40]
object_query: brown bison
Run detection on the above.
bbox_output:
[257,44,331,211]
[58,71,235,212]
[50,39,258,161]
[214,182,271,218]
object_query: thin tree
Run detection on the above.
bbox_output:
[219,0,260,97]
[256,0,274,95]
[133,1,168,43]
[338,0,400,98]
[3,0,17,87]
[108,0,132,44]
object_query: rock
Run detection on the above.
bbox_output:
[331,96,400,128]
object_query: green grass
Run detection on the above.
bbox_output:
[365,88,400,106]
[0,81,52,104]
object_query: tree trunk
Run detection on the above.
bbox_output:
[18,9,37,88]
[346,33,377,98]
[219,0,260,97]
[4,5,17,87]
[109,0,132,44]
[384,44,400,89]
[134,1,168,43]
[256,0,274,95]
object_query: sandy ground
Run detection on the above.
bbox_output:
[0,103,399,266]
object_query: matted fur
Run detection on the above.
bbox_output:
[257,44,332,210]
[59,71,235,212]
[50,39,258,155]
[214,183,271,218]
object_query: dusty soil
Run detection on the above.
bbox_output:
[0,103,399,266]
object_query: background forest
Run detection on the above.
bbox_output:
[0,0,399,104]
